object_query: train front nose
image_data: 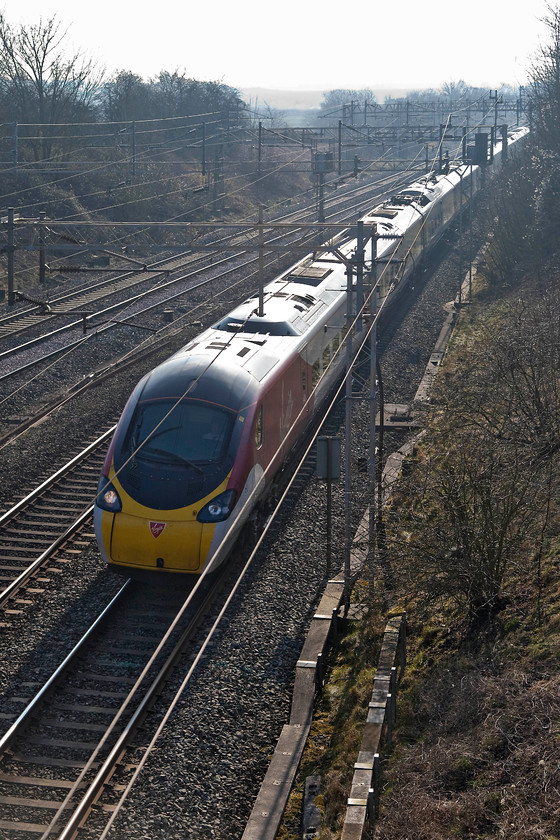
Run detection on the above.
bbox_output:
[108,512,210,573]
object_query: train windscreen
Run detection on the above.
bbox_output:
[113,400,236,509]
[124,400,233,465]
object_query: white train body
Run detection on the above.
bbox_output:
[94,126,529,576]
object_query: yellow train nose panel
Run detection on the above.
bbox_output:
[110,513,210,572]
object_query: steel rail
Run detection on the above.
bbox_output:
[0,504,94,608]
[0,427,116,607]
[54,575,221,840]
[0,167,406,337]
[0,427,114,527]
[0,580,131,753]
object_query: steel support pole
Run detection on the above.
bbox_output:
[368,306,377,599]
[469,163,473,301]
[7,208,15,306]
[318,172,325,224]
[501,124,508,164]
[131,121,136,178]
[326,439,333,577]
[338,120,342,176]
[458,171,463,306]
[355,221,364,332]
[344,261,353,614]
[39,211,46,285]
[202,122,206,177]
[258,205,264,317]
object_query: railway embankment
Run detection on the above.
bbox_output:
[277,245,560,838]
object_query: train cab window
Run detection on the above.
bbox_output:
[255,406,263,448]
[121,400,233,466]
[114,400,239,510]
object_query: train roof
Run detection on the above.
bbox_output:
[160,248,353,394]
[155,125,531,404]
[362,125,529,236]
[212,254,349,338]
[136,351,261,411]
[361,171,449,234]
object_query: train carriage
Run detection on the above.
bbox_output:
[95,125,529,576]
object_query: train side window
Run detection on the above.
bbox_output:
[323,343,331,367]
[255,406,263,448]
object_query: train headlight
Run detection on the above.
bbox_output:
[96,476,122,512]
[197,489,237,523]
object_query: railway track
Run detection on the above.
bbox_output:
[0,166,430,451]
[0,567,233,839]
[0,430,116,620]
[0,245,284,382]
[0,133,488,837]
[0,165,422,359]
[0,158,433,458]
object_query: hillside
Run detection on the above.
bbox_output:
[375,255,560,838]
[275,139,560,839]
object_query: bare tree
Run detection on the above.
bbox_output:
[529,3,560,150]
[319,88,377,122]
[0,13,102,158]
[103,70,243,126]
[103,71,153,122]
[440,287,560,463]
[391,417,549,629]
[389,283,560,630]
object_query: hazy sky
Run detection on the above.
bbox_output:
[11,0,552,97]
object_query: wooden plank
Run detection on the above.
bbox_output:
[0,772,79,788]
[40,718,108,732]
[0,818,48,833]
[25,736,99,749]
[9,753,99,768]
[0,795,67,809]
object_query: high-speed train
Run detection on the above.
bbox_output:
[95,125,529,576]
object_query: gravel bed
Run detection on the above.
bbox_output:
[78,213,493,839]
[0,545,125,716]
[0,188,492,837]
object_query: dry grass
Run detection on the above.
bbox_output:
[279,256,560,839]
[372,260,560,838]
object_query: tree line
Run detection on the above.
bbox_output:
[317,81,521,118]
[385,4,560,633]
[0,13,245,128]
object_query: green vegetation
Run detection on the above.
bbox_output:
[280,7,560,838]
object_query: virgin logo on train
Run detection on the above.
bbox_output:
[149,521,166,538]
